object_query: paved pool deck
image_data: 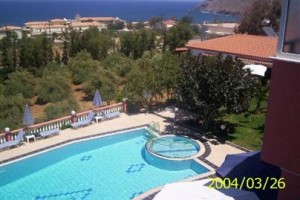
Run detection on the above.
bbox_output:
[0,109,245,167]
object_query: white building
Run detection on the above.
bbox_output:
[0,26,23,40]
[200,23,238,39]
[78,17,124,25]
[70,21,107,32]
[25,20,68,36]
[24,17,115,36]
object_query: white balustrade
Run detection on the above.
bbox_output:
[0,103,125,144]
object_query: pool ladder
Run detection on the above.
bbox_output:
[147,121,160,139]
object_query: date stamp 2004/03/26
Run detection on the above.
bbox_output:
[209,177,286,190]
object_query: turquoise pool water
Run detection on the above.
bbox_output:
[0,128,209,200]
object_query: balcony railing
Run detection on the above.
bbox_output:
[0,102,125,144]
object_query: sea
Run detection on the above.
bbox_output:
[0,0,239,27]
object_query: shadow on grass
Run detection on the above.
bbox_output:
[208,121,238,144]
[253,124,265,133]
[74,87,82,92]
[82,95,93,102]
[172,117,239,144]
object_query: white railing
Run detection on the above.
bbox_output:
[0,102,126,144]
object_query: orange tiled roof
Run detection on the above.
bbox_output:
[71,21,102,27]
[0,26,22,31]
[25,21,48,26]
[32,25,67,29]
[163,20,176,26]
[186,34,277,62]
[79,17,116,21]
[175,47,188,52]
[51,19,66,22]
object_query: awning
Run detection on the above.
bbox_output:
[216,151,281,200]
[243,64,267,77]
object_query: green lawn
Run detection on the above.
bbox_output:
[219,96,268,150]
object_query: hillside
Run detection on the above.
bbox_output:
[198,0,257,15]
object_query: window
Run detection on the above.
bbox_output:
[277,0,300,62]
[283,0,300,54]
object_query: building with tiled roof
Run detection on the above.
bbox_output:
[70,21,107,32]
[25,21,49,27]
[162,20,176,29]
[0,16,124,38]
[200,22,238,39]
[185,34,278,67]
[50,19,68,25]
[0,25,23,39]
[78,17,124,25]
[24,18,108,36]
[0,26,22,31]
[26,23,68,36]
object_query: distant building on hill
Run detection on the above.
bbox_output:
[24,19,69,36]
[200,22,238,39]
[23,16,121,37]
[153,19,177,30]
[162,20,176,29]
[77,17,124,25]
[70,21,107,32]
[0,26,23,39]
[25,21,68,36]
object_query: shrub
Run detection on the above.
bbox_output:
[44,98,79,121]
[4,70,37,98]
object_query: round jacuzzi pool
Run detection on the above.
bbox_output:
[144,135,203,170]
[147,135,200,159]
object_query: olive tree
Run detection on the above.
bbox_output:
[4,70,37,98]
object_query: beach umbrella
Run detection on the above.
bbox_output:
[93,89,102,107]
[23,104,34,126]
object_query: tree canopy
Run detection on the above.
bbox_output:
[164,17,197,51]
[4,70,37,99]
[0,20,234,130]
[67,51,100,85]
[125,52,180,105]
[176,54,256,130]
[69,28,113,60]
[0,94,26,130]
[119,30,156,59]
[35,64,71,104]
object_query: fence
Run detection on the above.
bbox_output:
[0,102,126,144]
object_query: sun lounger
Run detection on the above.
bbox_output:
[39,128,60,138]
[104,111,121,120]
[71,112,95,129]
[0,129,25,151]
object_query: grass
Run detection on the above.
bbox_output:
[219,95,268,150]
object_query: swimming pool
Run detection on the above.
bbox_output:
[0,128,209,200]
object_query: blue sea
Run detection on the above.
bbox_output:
[0,0,238,27]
